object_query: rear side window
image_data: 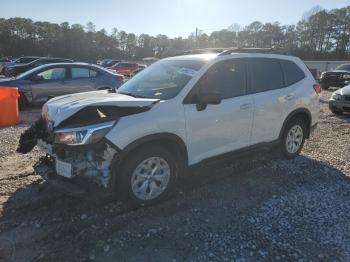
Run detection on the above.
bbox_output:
[281,60,305,86]
[194,59,246,99]
[249,59,284,93]
[71,67,98,78]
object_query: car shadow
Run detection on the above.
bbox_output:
[0,149,349,261]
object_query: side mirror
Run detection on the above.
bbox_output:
[192,92,222,111]
[30,75,43,82]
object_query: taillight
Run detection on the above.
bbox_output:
[313,83,321,94]
[116,75,124,81]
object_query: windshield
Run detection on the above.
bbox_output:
[118,59,205,100]
[335,64,350,71]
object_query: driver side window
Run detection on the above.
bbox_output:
[36,67,66,80]
[193,59,247,100]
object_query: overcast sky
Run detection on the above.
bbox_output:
[1,0,349,37]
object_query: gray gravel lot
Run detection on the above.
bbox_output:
[0,89,350,261]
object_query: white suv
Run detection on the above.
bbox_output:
[18,49,320,205]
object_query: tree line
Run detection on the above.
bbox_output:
[0,5,349,62]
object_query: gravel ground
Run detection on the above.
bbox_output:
[0,90,350,261]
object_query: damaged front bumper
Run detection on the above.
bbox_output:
[34,138,119,195]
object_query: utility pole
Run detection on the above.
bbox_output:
[195,27,198,47]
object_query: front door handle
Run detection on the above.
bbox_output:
[240,103,251,110]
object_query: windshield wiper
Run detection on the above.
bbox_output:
[118,91,147,98]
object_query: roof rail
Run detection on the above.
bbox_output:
[218,48,291,56]
[175,48,231,56]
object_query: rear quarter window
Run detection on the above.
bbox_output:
[281,60,305,86]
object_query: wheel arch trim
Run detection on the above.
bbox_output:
[279,108,312,139]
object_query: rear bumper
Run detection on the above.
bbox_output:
[329,99,350,112]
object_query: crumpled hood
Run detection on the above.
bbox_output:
[43,90,160,127]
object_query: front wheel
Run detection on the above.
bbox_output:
[117,146,178,206]
[279,118,306,159]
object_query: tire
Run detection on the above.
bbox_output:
[279,118,307,159]
[117,145,179,206]
[18,93,28,110]
[330,107,342,115]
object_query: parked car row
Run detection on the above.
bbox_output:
[97,58,147,76]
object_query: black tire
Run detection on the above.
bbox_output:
[321,84,329,90]
[18,93,27,110]
[117,145,179,206]
[279,118,307,159]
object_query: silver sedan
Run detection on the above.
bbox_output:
[0,63,124,109]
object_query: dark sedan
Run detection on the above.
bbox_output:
[4,57,73,77]
[0,56,41,74]
[320,64,350,89]
[0,63,124,109]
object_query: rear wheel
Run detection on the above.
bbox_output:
[117,146,179,206]
[279,118,306,159]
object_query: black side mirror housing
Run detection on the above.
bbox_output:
[192,92,222,111]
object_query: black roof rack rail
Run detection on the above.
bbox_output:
[218,48,291,56]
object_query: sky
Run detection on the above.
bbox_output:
[1,0,349,37]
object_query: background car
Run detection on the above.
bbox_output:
[0,56,41,74]
[0,58,11,74]
[319,63,350,89]
[108,62,139,76]
[329,84,350,114]
[0,63,124,109]
[130,64,147,77]
[98,59,122,68]
[4,57,73,77]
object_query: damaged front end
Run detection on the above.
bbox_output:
[17,98,156,195]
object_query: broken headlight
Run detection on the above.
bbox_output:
[54,121,115,145]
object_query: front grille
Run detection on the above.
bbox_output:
[344,96,350,101]
[324,73,341,80]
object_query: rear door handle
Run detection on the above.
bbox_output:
[240,103,251,110]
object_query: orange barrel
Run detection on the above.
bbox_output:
[0,87,20,126]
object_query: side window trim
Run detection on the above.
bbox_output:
[183,58,248,104]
